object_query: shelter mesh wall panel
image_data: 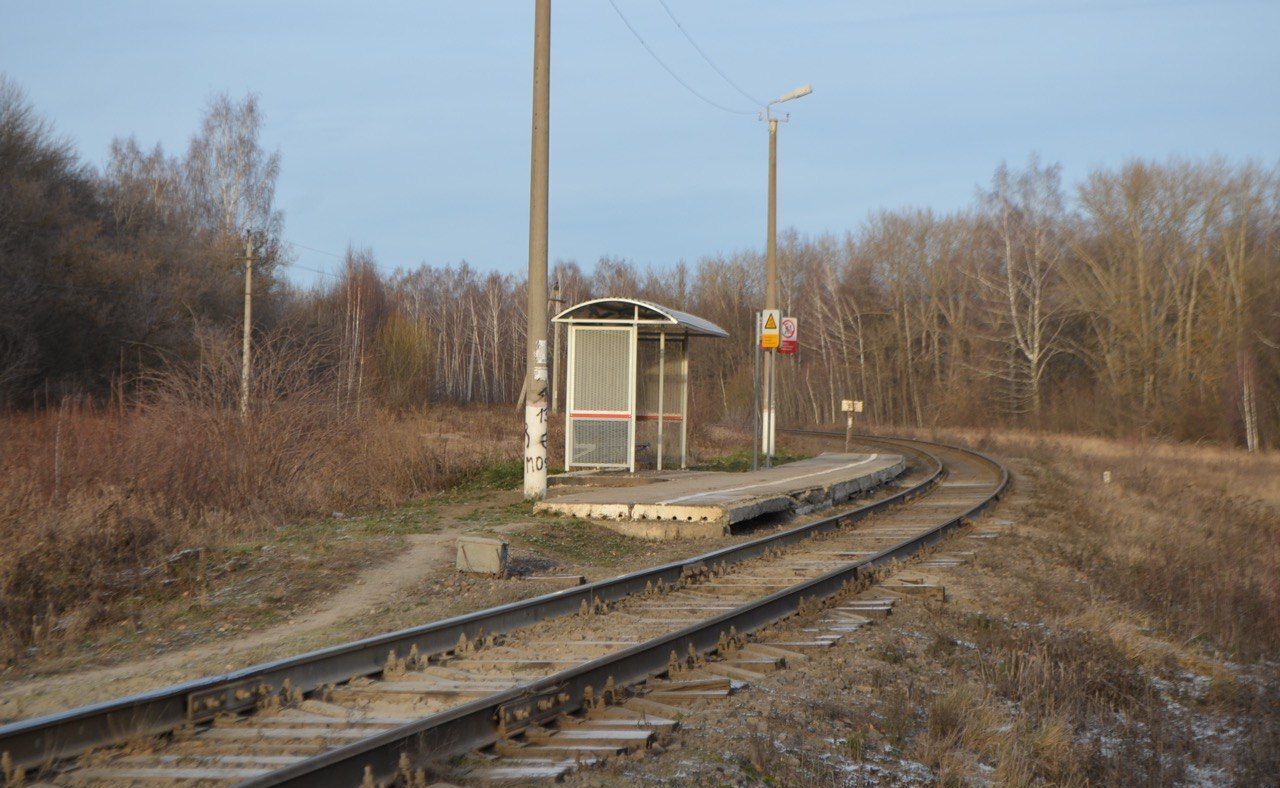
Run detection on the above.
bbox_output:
[666,341,685,417]
[664,340,685,466]
[573,328,630,412]
[569,326,631,467]
[636,339,659,415]
[571,419,630,466]
[634,338,685,468]
[635,339,686,416]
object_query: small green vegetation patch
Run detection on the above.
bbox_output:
[694,449,810,473]
[291,501,439,538]
[519,518,647,566]
[446,458,567,494]
[453,458,524,491]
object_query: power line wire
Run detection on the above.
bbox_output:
[654,0,765,108]
[15,246,382,296]
[17,241,407,295]
[605,0,756,116]
[282,240,410,280]
[284,260,339,279]
[285,241,345,259]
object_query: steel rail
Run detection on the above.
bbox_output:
[0,442,929,772]
[247,435,1007,786]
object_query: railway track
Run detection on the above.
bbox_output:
[0,433,1006,786]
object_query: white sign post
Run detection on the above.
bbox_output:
[841,398,863,452]
[759,310,781,459]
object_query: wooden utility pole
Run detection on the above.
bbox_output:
[523,0,551,499]
[239,234,254,418]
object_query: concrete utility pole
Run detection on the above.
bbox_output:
[762,117,779,462]
[765,118,779,311]
[550,279,563,414]
[239,234,254,419]
[524,0,551,500]
[759,84,812,463]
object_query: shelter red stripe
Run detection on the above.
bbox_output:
[570,411,683,421]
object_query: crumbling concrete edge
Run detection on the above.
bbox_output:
[723,456,908,524]
[533,456,909,535]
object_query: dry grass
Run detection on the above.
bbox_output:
[911,613,1203,786]
[870,425,1280,663]
[0,353,792,666]
[923,429,1279,783]
[917,433,1279,785]
[0,333,523,662]
[598,428,1279,787]
[1030,444,1279,663]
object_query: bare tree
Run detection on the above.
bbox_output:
[185,92,283,259]
[976,158,1068,422]
[5,74,1279,449]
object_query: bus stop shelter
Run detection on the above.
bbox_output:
[553,298,728,472]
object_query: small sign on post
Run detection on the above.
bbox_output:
[778,316,798,355]
[841,398,865,452]
[759,309,780,350]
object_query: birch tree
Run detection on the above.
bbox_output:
[977,159,1068,422]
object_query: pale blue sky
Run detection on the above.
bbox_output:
[3,1,1278,282]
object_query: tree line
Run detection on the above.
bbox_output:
[2,77,1277,448]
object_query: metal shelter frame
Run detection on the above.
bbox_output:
[554,298,728,473]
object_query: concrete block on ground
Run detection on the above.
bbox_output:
[456,536,509,574]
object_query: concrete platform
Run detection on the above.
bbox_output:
[535,452,906,539]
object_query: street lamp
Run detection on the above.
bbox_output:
[771,84,813,108]
[760,83,811,465]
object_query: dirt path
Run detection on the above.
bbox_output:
[0,532,460,721]
[0,474,905,724]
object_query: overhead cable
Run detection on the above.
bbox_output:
[605,0,757,116]
[654,0,765,108]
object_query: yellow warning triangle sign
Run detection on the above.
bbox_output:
[763,314,777,330]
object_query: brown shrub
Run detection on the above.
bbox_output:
[0,331,520,659]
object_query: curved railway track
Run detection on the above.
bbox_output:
[0,433,1007,786]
